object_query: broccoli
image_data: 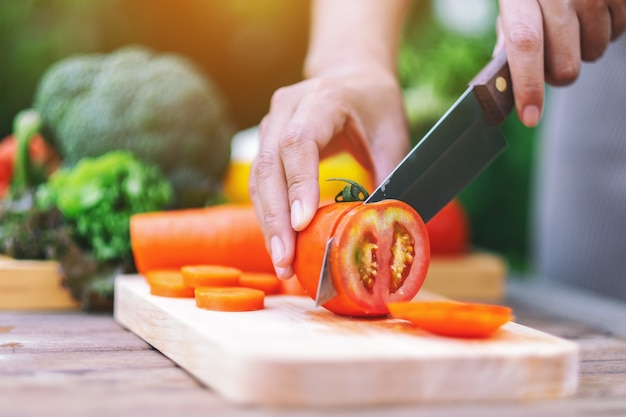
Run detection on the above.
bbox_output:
[36,149,173,262]
[33,45,234,207]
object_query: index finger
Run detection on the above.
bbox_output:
[498,0,545,127]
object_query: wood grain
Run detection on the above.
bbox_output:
[114,274,578,407]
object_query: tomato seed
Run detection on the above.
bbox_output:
[390,230,414,293]
[356,241,378,291]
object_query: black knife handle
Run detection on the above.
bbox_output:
[470,49,514,126]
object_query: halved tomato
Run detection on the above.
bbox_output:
[293,200,430,317]
[387,300,513,338]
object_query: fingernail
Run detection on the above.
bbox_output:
[522,105,541,127]
[270,235,285,265]
[291,199,303,229]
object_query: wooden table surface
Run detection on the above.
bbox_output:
[1,278,625,417]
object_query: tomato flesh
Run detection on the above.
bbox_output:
[294,200,430,317]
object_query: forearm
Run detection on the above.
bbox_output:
[304,0,410,78]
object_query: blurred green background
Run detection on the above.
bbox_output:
[0,0,536,272]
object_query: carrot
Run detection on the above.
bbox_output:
[145,270,194,298]
[181,265,242,288]
[130,204,274,274]
[387,300,513,338]
[195,287,265,311]
[239,272,282,295]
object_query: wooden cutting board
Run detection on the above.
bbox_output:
[114,274,578,407]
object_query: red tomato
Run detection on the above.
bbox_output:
[387,300,513,338]
[293,200,430,317]
[0,134,60,197]
[426,198,470,255]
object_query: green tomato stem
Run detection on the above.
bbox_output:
[326,178,370,203]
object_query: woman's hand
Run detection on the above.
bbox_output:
[249,70,409,279]
[496,0,626,127]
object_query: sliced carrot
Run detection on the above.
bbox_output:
[387,300,513,338]
[239,272,282,295]
[195,287,265,311]
[145,270,194,298]
[130,205,274,274]
[181,265,242,288]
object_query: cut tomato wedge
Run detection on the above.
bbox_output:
[387,300,513,338]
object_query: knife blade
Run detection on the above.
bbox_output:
[314,51,515,307]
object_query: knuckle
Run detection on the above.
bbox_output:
[548,60,580,85]
[251,149,279,179]
[507,23,542,52]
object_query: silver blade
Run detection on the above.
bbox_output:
[365,87,508,221]
[314,237,336,307]
[315,87,508,307]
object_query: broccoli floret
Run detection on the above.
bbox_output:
[36,149,173,262]
[33,45,234,206]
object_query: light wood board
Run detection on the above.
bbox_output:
[424,252,506,301]
[114,274,578,407]
[0,258,78,310]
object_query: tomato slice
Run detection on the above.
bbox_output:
[387,300,514,338]
[294,200,430,317]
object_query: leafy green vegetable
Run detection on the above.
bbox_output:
[36,149,173,262]
[33,45,234,207]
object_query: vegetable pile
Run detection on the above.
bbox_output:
[144,265,294,312]
[33,45,234,207]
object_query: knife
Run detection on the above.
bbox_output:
[315,50,515,306]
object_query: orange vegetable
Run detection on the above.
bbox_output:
[145,270,194,298]
[279,277,309,296]
[239,272,282,295]
[181,265,242,288]
[387,300,513,338]
[195,287,265,311]
[130,205,274,274]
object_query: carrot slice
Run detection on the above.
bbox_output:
[145,270,194,298]
[181,265,242,288]
[239,272,282,295]
[387,300,513,338]
[195,287,265,311]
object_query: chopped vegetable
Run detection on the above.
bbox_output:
[279,277,309,296]
[130,204,274,274]
[387,300,513,338]
[33,45,234,207]
[145,270,195,298]
[239,272,282,295]
[181,265,242,288]
[294,180,430,317]
[195,287,265,311]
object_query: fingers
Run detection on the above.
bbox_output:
[608,0,626,40]
[498,0,545,127]
[250,80,358,280]
[250,88,300,280]
[576,1,612,61]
